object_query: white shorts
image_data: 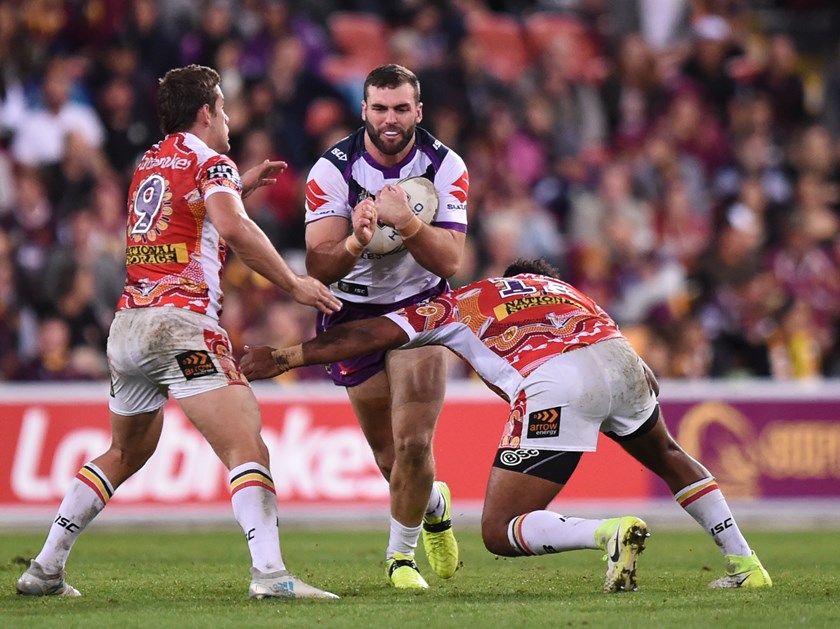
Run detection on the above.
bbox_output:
[501,337,657,452]
[106,307,248,416]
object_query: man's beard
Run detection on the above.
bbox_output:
[365,120,415,156]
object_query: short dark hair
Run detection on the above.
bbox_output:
[157,65,221,134]
[363,64,420,103]
[502,258,562,279]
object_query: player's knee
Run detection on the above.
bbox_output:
[110,443,155,476]
[393,433,432,466]
[481,520,516,557]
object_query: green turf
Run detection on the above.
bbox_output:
[1,527,837,628]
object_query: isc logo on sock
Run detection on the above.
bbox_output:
[710,517,733,535]
[54,514,80,532]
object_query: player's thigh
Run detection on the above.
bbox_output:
[386,345,447,438]
[178,384,266,468]
[108,408,165,455]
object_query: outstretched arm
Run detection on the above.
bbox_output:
[206,191,342,314]
[241,317,410,380]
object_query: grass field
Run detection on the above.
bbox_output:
[1,527,837,629]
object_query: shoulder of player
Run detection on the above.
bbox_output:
[414,127,453,162]
[317,127,366,172]
[174,133,237,171]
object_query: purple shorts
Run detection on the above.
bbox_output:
[316,279,448,387]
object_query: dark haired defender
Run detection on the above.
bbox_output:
[242,258,772,592]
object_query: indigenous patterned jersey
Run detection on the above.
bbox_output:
[384,274,623,401]
[117,132,242,320]
[304,127,469,304]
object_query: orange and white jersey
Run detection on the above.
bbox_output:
[384,274,624,402]
[304,127,468,304]
[117,132,242,320]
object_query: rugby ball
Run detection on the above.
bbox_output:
[365,176,438,255]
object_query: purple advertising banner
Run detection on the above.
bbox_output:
[657,382,840,498]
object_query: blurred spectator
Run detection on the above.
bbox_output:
[752,33,809,140]
[265,35,350,169]
[10,58,105,167]
[0,2,838,382]
[121,0,181,80]
[767,298,822,379]
[181,0,239,69]
[657,87,730,177]
[96,76,155,179]
[3,169,56,312]
[10,316,100,381]
[237,127,304,250]
[569,160,654,254]
[600,32,668,152]
[415,34,507,145]
[712,130,792,207]
[654,178,710,268]
[679,13,739,123]
[44,131,109,220]
[767,212,840,346]
[518,33,608,181]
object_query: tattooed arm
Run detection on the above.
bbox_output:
[241,317,410,380]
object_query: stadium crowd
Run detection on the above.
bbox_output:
[1,0,840,382]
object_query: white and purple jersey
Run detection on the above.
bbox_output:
[305,127,469,304]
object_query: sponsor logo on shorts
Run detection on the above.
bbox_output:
[498,448,540,466]
[527,407,561,439]
[126,243,189,265]
[493,295,573,320]
[175,350,218,380]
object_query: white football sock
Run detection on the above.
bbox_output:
[675,477,751,556]
[229,462,285,573]
[386,517,422,559]
[424,483,445,521]
[35,463,113,574]
[507,511,604,555]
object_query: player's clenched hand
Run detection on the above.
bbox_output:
[240,345,281,380]
[240,159,287,199]
[352,197,377,246]
[375,184,411,228]
[289,275,342,314]
[242,344,304,379]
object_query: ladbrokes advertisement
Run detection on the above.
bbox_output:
[1,382,839,517]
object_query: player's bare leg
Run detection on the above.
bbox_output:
[618,410,771,588]
[482,463,648,592]
[349,346,454,587]
[385,346,446,527]
[180,386,338,599]
[387,346,458,582]
[17,408,164,597]
[349,376,428,588]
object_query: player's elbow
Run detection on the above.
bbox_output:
[217,220,252,252]
[433,255,461,279]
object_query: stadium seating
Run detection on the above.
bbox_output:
[464,12,529,84]
[321,12,390,83]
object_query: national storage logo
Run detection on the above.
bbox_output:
[126,243,189,265]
